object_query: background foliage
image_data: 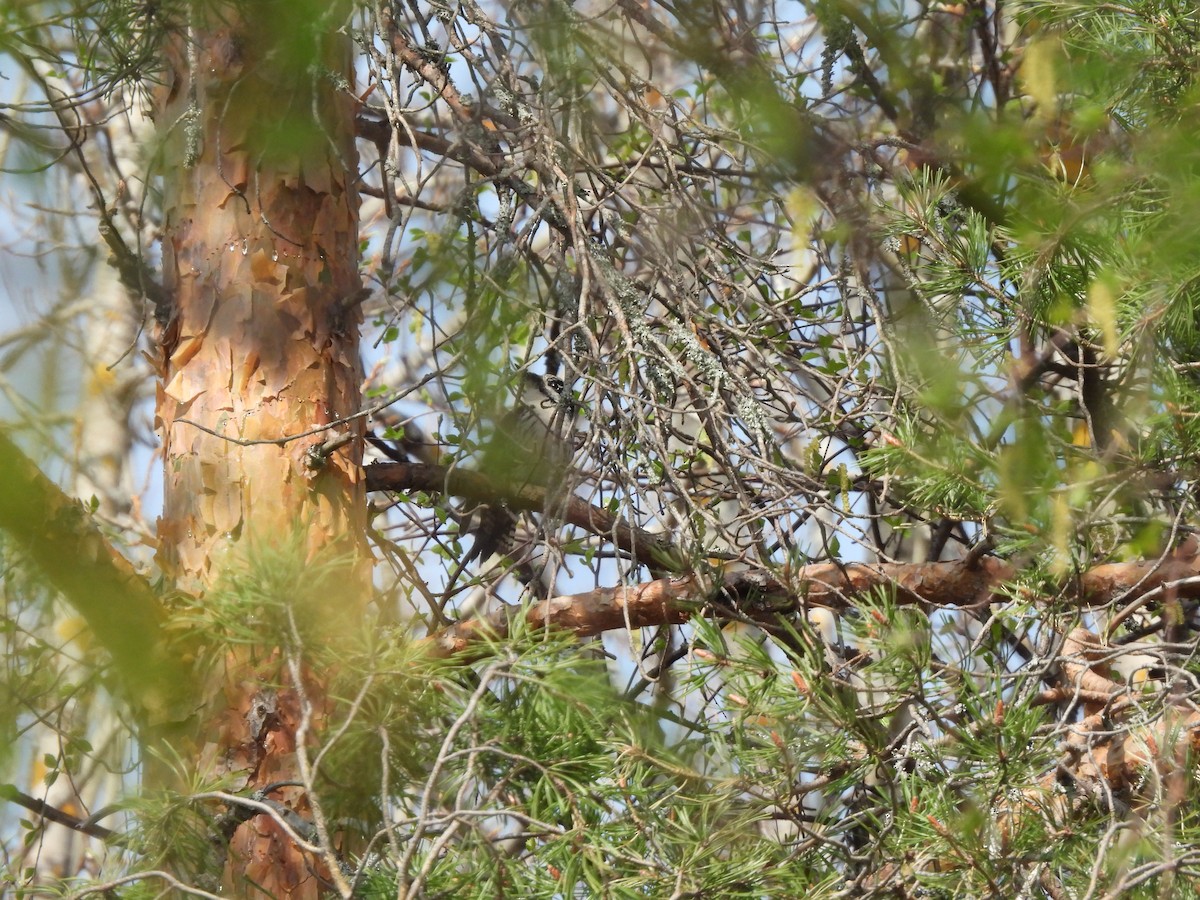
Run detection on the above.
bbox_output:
[5,0,1200,896]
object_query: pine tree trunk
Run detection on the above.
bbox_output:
[154,3,366,895]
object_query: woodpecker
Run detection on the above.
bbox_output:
[454,371,581,588]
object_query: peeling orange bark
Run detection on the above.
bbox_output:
[156,7,365,585]
[152,3,366,896]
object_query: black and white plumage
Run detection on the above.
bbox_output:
[457,371,580,576]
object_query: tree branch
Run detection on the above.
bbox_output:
[0,430,185,715]
[365,460,688,574]
[0,785,117,843]
[424,553,1200,656]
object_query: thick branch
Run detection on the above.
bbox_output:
[365,460,688,573]
[992,627,1200,841]
[370,457,1200,639]
[0,430,184,713]
[353,107,574,239]
[379,10,517,130]
[428,550,1200,814]
[0,785,117,843]
[355,107,503,178]
[423,560,997,658]
[425,575,703,659]
[425,554,1200,656]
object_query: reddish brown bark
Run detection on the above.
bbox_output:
[425,555,1200,656]
[992,627,1200,851]
[428,576,702,659]
[153,14,366,506]
[152,3,366,896]
[422,563,995,660]
[156,7,365,584]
